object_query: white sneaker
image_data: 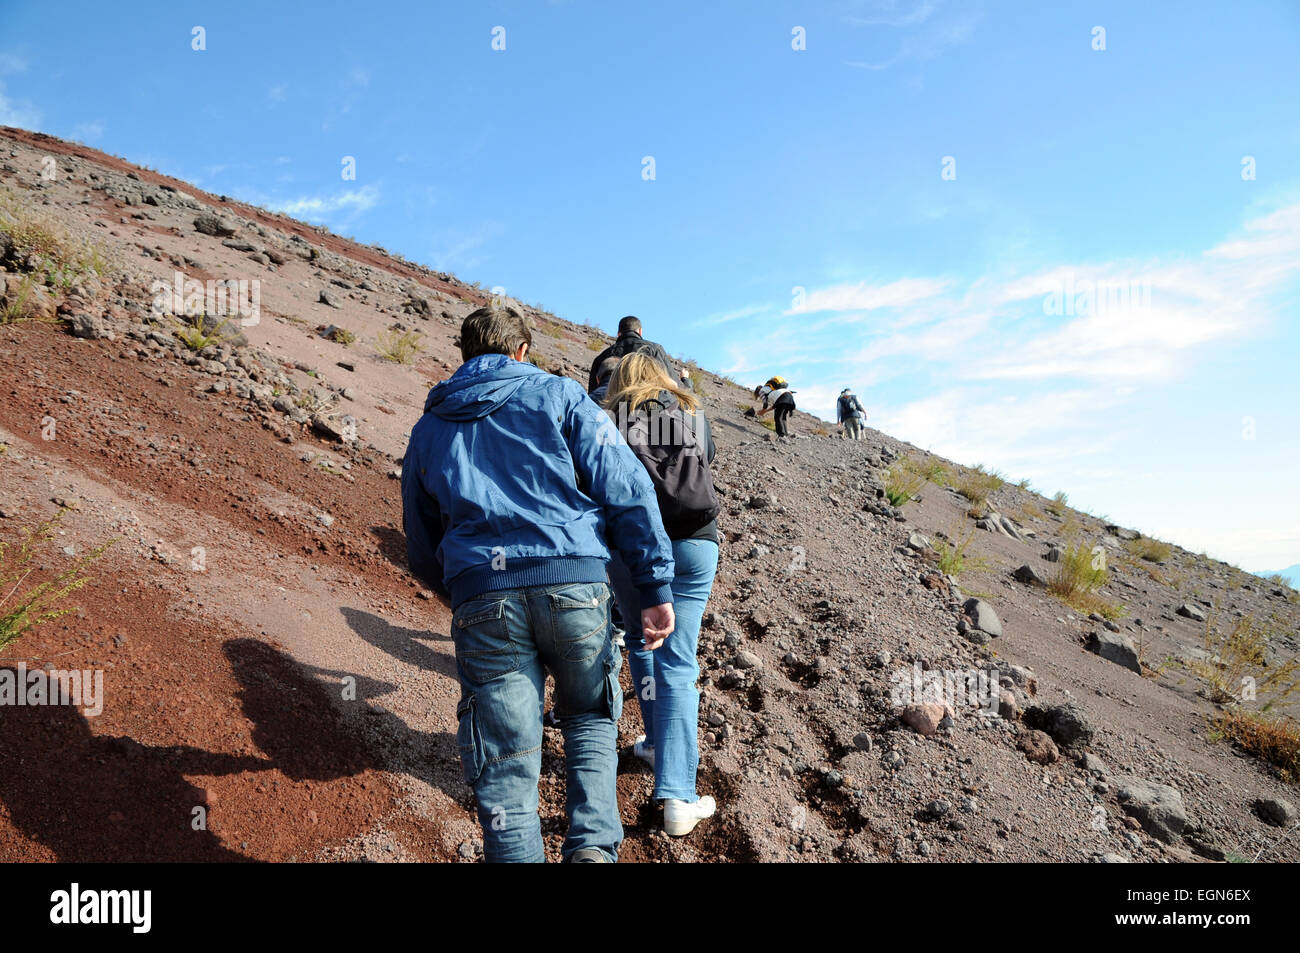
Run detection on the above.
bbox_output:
[664,796,716,837]
[632,734,655,768]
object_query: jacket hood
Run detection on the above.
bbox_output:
[423,353,542,421]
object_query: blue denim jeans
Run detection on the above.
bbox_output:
[609,539,719,801]
[451,581,623,862]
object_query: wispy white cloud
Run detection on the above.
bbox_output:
[846,1,937,28]
[691,303,770,328]
[73,119,105,142]
[845,0,982,71]
[271,185,380,218]
[0,81,40,128]
[789,276,951,316]
[429,222,504,274]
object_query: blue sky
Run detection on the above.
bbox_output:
[2,0,1298,571]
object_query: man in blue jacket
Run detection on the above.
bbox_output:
[402,305,676,863]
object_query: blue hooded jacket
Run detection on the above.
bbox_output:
[401,353,676,611]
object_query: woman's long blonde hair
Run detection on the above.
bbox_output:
[603,352,699,414]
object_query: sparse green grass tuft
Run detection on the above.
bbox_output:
[884,462,926,507]
[1189,613,1300,709]
[0,275,44,325]
[1,515,111,653]
[586,337,606,352]
[1047,491,1069,517]
[954,464,1005,506]
[0,187,109,286]
[1015,500,1046,522]
[322,326,356,346]
[1209,711,1300,784]
[913,458,948,485]
[375,328,425,364]
[934,528,983,577]
[1048,541,1122,617]
[1264,574,1297,605]
[173,312,233,351]
[1126,536,1172,564]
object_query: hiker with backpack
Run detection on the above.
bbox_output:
[587,315,675,393]
[601,352,721,837]
[402,306,676,863]
[755,376,797,439]
[837,387,867,441]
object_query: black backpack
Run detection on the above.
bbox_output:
[623,398,719,537]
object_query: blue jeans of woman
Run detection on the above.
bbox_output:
[608,538,719,801]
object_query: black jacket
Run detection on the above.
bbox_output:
[587,331,675,393]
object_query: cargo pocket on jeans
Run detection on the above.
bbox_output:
[603,656,623,722]
[456,694,484,786]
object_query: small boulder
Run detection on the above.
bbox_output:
[1177,603,1207,623]
[1018,730,1060,764]
[1114,776,1187,844]
[1254,796,1298,827]
[311,414,349,442]
[963,598,1002,637]
[998,516,1026,541]
[1023,702,1094,751]
[1013,563,1049,587]
[997,689,1019,721]
[901,703,951,736]
[66,312,114,340]
[193,212,236,237]
[1087,630,1142,674]
[1079,752,1109,777]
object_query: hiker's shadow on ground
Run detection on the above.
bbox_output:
[370,526,409,572]
[341,606,455,678]
[0,669,263,862]
[223,638,462,797]
[0,634,469,862]
[224,638,389,782]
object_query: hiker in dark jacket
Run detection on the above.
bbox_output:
[587,315,674,393]
[837,388,867,441]
[402,305,676,864]
[601,352,720,838]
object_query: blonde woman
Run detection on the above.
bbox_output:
[602,353,720,836]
